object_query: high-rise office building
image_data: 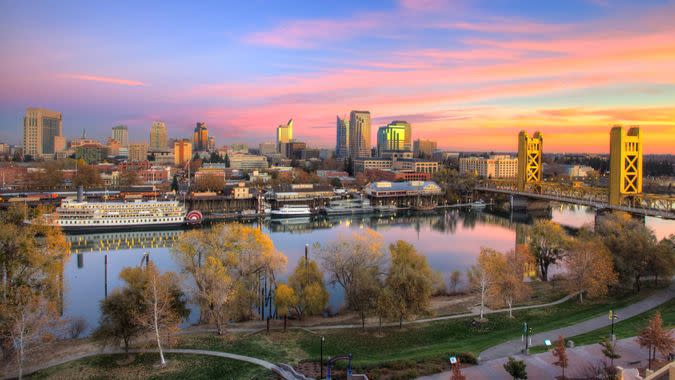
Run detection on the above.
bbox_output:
[276,119,293,153]
[150,121,168,151]
[336,115,350,159]
[193,122,208,151]
[377,120,411,156]
[112,125,129,148]
[23,107,63,158]
[413,138,438,158]
[349,111,371,158]
[174,139,192,166]
[259,142,277,156]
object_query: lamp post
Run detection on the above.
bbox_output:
[320,336,324,379]
[609,309,619,341]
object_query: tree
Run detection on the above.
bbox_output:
[1,287,57,380]
[288,256,328,319]
[72,162,102,188]
[489,246,532,318]
[119,170,140,187]
[637,311,674,370]
[646,235,675,287]
[552,335,568,379]
[385,241,433,327]
[597,212,656,292]
[128,263,189,366]
[503,356,528,380]
[317,229,385,316]
[92,288,143,355]
[467,248,501,320]
[172,224,287,323]
[564,235,618,302]
[274,284,296,332]
[194,173,224,192]
[449,270,462,294]
[528,221,568,281]
[599,336,620,367]
[350,268,381,330]
[195,257,234,335]
[171,175,179,192]
[224,153,230,168]
[450,362,466,380]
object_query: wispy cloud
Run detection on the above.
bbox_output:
[63,74,147,87]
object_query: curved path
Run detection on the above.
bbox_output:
[6,348,306,380]
[479,280,675,361]
[223,293,579,333]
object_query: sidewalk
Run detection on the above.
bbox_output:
[479,280,675,360]
[419,336,664,380]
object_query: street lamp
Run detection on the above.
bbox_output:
[320,336,324,379]
[609,309,619,341]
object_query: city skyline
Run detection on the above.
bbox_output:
[1,1,674,153]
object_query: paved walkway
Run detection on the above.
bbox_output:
[5,348,306,380]
[419,336,665,380]
[479,280,675,360]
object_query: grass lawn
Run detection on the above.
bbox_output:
[179,287,661,369]
[530,298,675,353]
[28,353,273,380]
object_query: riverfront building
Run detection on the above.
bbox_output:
[459,155,518,178]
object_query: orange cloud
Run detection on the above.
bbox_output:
[63,74,146,87]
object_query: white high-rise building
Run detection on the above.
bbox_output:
[336,115,349,159]
[23,107,63,158]
[349,110,371,158]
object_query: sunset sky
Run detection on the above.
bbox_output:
[1,0,674,153]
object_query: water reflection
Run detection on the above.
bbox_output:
[62,204,672,334]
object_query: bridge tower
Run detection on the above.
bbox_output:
[609,126,642,206]
[517,131,543,192]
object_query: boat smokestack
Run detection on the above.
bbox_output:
[77,186,84,202]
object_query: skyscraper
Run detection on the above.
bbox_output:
[276,119,293,153]
[349,111,371,158]
[193,122,208,151]
[112,125,129,148]
[336,115,350,159]
[150,121,168,151]
[23,107,63,158]
[377,120,411,156]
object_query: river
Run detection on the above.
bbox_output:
[60,204,673,334]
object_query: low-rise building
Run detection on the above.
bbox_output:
[229,154,268,170]
[393,158,439,173]
[459,155,518,178]
[224,182,252,199]
[267,183,334,202]
[364,169,431,182]
[353,157,393,173]
[75,144,109,164]
[128,143,149,162]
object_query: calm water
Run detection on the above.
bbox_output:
[61,205,673,333]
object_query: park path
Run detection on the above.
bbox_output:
[479,279,675,361]
[3,348,308,380]
[418,336,667,380]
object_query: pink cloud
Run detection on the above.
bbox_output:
[63,74,147,87]
[438,20,571,34]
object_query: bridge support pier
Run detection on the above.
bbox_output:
[510,194,550,212]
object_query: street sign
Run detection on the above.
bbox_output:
[545,339,552,347]
[449,356,457,364]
